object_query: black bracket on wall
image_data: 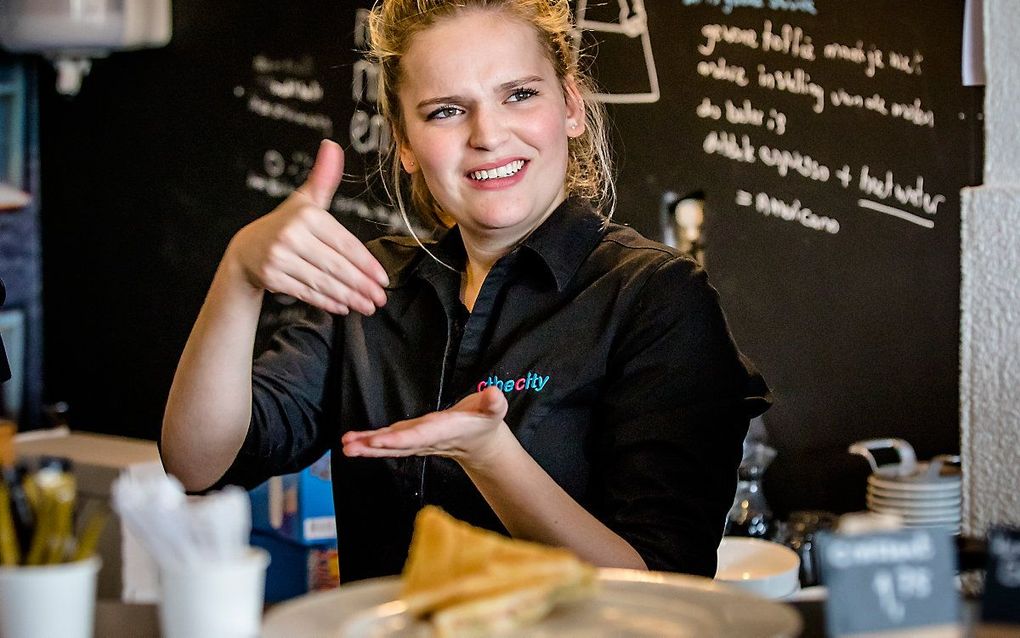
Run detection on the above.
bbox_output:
[0,278,10,383]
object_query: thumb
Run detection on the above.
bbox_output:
[450,386,508,420]
[296,139,345,209]
[477,386,509,420]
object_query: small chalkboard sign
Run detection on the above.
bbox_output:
[983,526,1020,624]
[818,529,960,636]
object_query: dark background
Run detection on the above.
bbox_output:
[577,1,983,515]
[4,0,984,516]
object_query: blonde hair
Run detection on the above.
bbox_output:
[367,0,615,231]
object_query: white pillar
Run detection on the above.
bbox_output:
[960,0,1020,536]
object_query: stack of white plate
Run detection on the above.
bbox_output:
[865,468,961,535]
[850,440,962,535]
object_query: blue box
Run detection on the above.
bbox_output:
[250,531,339,602]
[249,452,336,545]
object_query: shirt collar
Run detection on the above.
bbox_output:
[519,197,608,291]
[412,197,608,292]
[413,225,466,286]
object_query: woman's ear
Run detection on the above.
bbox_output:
[562,75,586,139]
[399,140,419,174]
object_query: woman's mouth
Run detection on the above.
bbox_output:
[469,159,526,181]
[466,159,528,190]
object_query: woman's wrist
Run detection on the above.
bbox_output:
[214,240,266,306]
[457,421,520,475]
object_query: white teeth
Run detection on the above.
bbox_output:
[470,160,524,181]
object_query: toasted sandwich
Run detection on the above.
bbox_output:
[400,506,597,636]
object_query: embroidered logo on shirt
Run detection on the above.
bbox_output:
[476,371,550,394]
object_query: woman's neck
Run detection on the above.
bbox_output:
[455,192,567,311]
[460,241,504,312]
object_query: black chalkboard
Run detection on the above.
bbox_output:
[577,0,982,514]
[37,0,981,518]
[39,1,374,438]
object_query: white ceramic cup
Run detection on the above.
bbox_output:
[158,547,270,638]
[716,537,800,599]
[0,556,102,638]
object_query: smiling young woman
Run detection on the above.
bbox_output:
[393,9,587,307]
[160,0,770,582]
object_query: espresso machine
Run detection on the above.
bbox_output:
[659,191,706,265]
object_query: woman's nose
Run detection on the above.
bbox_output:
[468,107,510,150]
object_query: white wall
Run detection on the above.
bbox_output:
[960,0,1020,535]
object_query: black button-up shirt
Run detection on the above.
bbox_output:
[217,198,770,582]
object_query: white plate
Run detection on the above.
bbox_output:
[867,500,958,516]
[866,492,961,508]
[869,508,954,522]
[874,512,960,525]
[868,475,961,493]
[866,487,961,502]
[867,505,960,518]
[867,480,961,493]
[867,500,960,517]
[262,569,803,638]
[784,585,827,603]
[867,504,959,516]
[904,520,961,529]
[909,522,962,530]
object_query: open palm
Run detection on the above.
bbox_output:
[341,387,510,465]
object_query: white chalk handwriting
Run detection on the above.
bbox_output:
[736,189,841,234]
[684,0,817,16]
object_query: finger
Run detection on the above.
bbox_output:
[274,272,350,315]
[341,418,418,444]
[342,441,422,458]
[308,234,388,307]
[476,386,508,419]
[309,214,390,288]
[296,139,345,210]
[365,429,429,450]
[281,256,379,315]
[366,414,472,450]
[449,387,508,419]
[340,429,377,444]
[268,216,385,308]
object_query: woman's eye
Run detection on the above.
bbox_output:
[427,106,463,121]
[507,88,539,103]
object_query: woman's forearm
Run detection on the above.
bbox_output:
[460,426,648,570]
[161,252,264,491]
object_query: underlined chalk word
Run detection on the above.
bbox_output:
[857,200,934,229]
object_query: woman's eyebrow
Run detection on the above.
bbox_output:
[498,75,544,91]
[415,75,545,110]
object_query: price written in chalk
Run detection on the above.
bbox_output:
[983,526,1020,624]
[818,529,960,636]
[871,564,934,622]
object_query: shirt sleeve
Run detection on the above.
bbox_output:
[594,256,771,576]
[211,308,340,490]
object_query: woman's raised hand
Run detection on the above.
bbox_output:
[341,387,513,470]
[224,139,389,315]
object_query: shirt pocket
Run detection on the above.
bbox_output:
[515,401,595,500]
[505,395,552,449]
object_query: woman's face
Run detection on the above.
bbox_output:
[397,9,585,244]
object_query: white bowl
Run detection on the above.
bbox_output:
[715,538,800,599]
